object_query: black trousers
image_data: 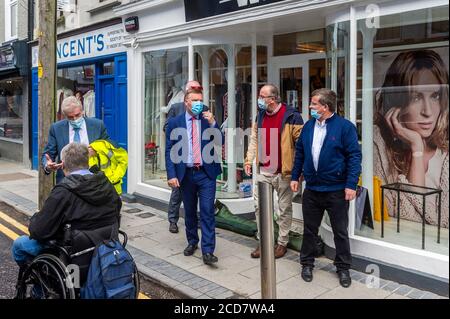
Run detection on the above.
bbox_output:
[301,188,351,271]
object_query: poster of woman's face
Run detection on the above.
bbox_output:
[373,47,449,228]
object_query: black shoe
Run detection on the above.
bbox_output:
[301,266,313,282]
[337,270,352,288]
[202,253,218,265]
[169,222,179,233]
[183,244,198,256]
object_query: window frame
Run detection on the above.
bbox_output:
[4,0,19,41]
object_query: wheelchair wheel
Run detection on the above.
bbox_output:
[15,254,76,299]
[133,266,140,299]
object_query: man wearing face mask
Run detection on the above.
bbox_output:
[42,96,110,183]
[291,88,361,288]
[244,84,304,259]
[163,80,208,234]
[165,88,222,265]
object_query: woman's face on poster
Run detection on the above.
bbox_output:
[399,69,442,139]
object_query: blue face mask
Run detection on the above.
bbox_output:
[257,98,268,110]
[310,109,322,120]
[69,117,84,129]
[191,101,203,116]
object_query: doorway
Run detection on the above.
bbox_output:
[272,54,326,119]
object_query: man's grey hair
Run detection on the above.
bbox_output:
[61,143,89,173]
[61,96,83,116]
[311,88,337,112]
[263,84,281,103]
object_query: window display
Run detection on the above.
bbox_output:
[0,77,23,140]
[57,65,96,119]
[356,6,449,255]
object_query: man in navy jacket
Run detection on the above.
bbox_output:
[165,88,222,265]
[291,88,361,288]
[42,96,110,183]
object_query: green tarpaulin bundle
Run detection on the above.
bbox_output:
[214,200,323,255]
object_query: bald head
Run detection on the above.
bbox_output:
[185,80,202,92]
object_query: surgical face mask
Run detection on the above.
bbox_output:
[69,116,84,129]
[257,98,268,110]
[310,108,322,120]
[191,101,203,116]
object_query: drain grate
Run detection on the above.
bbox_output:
[123,208,142,214]
[136,212,155,219]
[0,173,34,182]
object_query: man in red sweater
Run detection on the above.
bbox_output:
[244,84,304,259]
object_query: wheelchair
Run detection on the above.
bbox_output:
[15,225,140,299]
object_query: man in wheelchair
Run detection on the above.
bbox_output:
[12,143,123,299]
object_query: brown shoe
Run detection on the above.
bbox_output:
[274,244,287,259]
[250,246,260,258]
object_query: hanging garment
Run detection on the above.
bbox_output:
[83,90,96,117]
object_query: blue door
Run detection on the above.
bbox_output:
[31,68,39,170]
[99,77,116,140]
[97,55,128,192]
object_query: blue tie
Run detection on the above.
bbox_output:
[73,128,81,143]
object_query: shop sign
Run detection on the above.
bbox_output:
[32,24,127,67]
[184,0,285,21]
[0,46,15,72]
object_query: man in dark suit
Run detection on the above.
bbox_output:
[163,81,206,234]
[165,88,222,265]
[42,96,110,183]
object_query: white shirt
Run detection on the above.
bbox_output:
[425,148,445,189]
[69,119,89,145]
[311,114,334,171]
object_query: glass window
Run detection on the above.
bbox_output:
[143,48,188,185]
[10,2,17,38]
[326,21,350,118]
[101,61,114,76]
[57,64,96,119]
[274,29,326,56]
[0,77,23,140]
[356,6,449,255]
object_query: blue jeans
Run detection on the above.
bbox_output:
[12,235,45,266]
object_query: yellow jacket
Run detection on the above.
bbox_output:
[89,140,128,195]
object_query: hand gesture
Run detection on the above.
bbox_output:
[202,111,215,125]
[45,154,63,171]
[385,108,423,152]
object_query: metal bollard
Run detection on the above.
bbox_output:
[258,181,277,299]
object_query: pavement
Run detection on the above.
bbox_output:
[0,158,447,299]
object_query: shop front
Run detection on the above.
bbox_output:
[116,0,449,293]
[31,19,129,189]
[0,40,29,163]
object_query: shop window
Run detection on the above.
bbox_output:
[0,78,23,140]
[356,6,449,255]
[194,52,202,84]
[274,29,326,56]
[57,65,96,120]
[143,48,188,185]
